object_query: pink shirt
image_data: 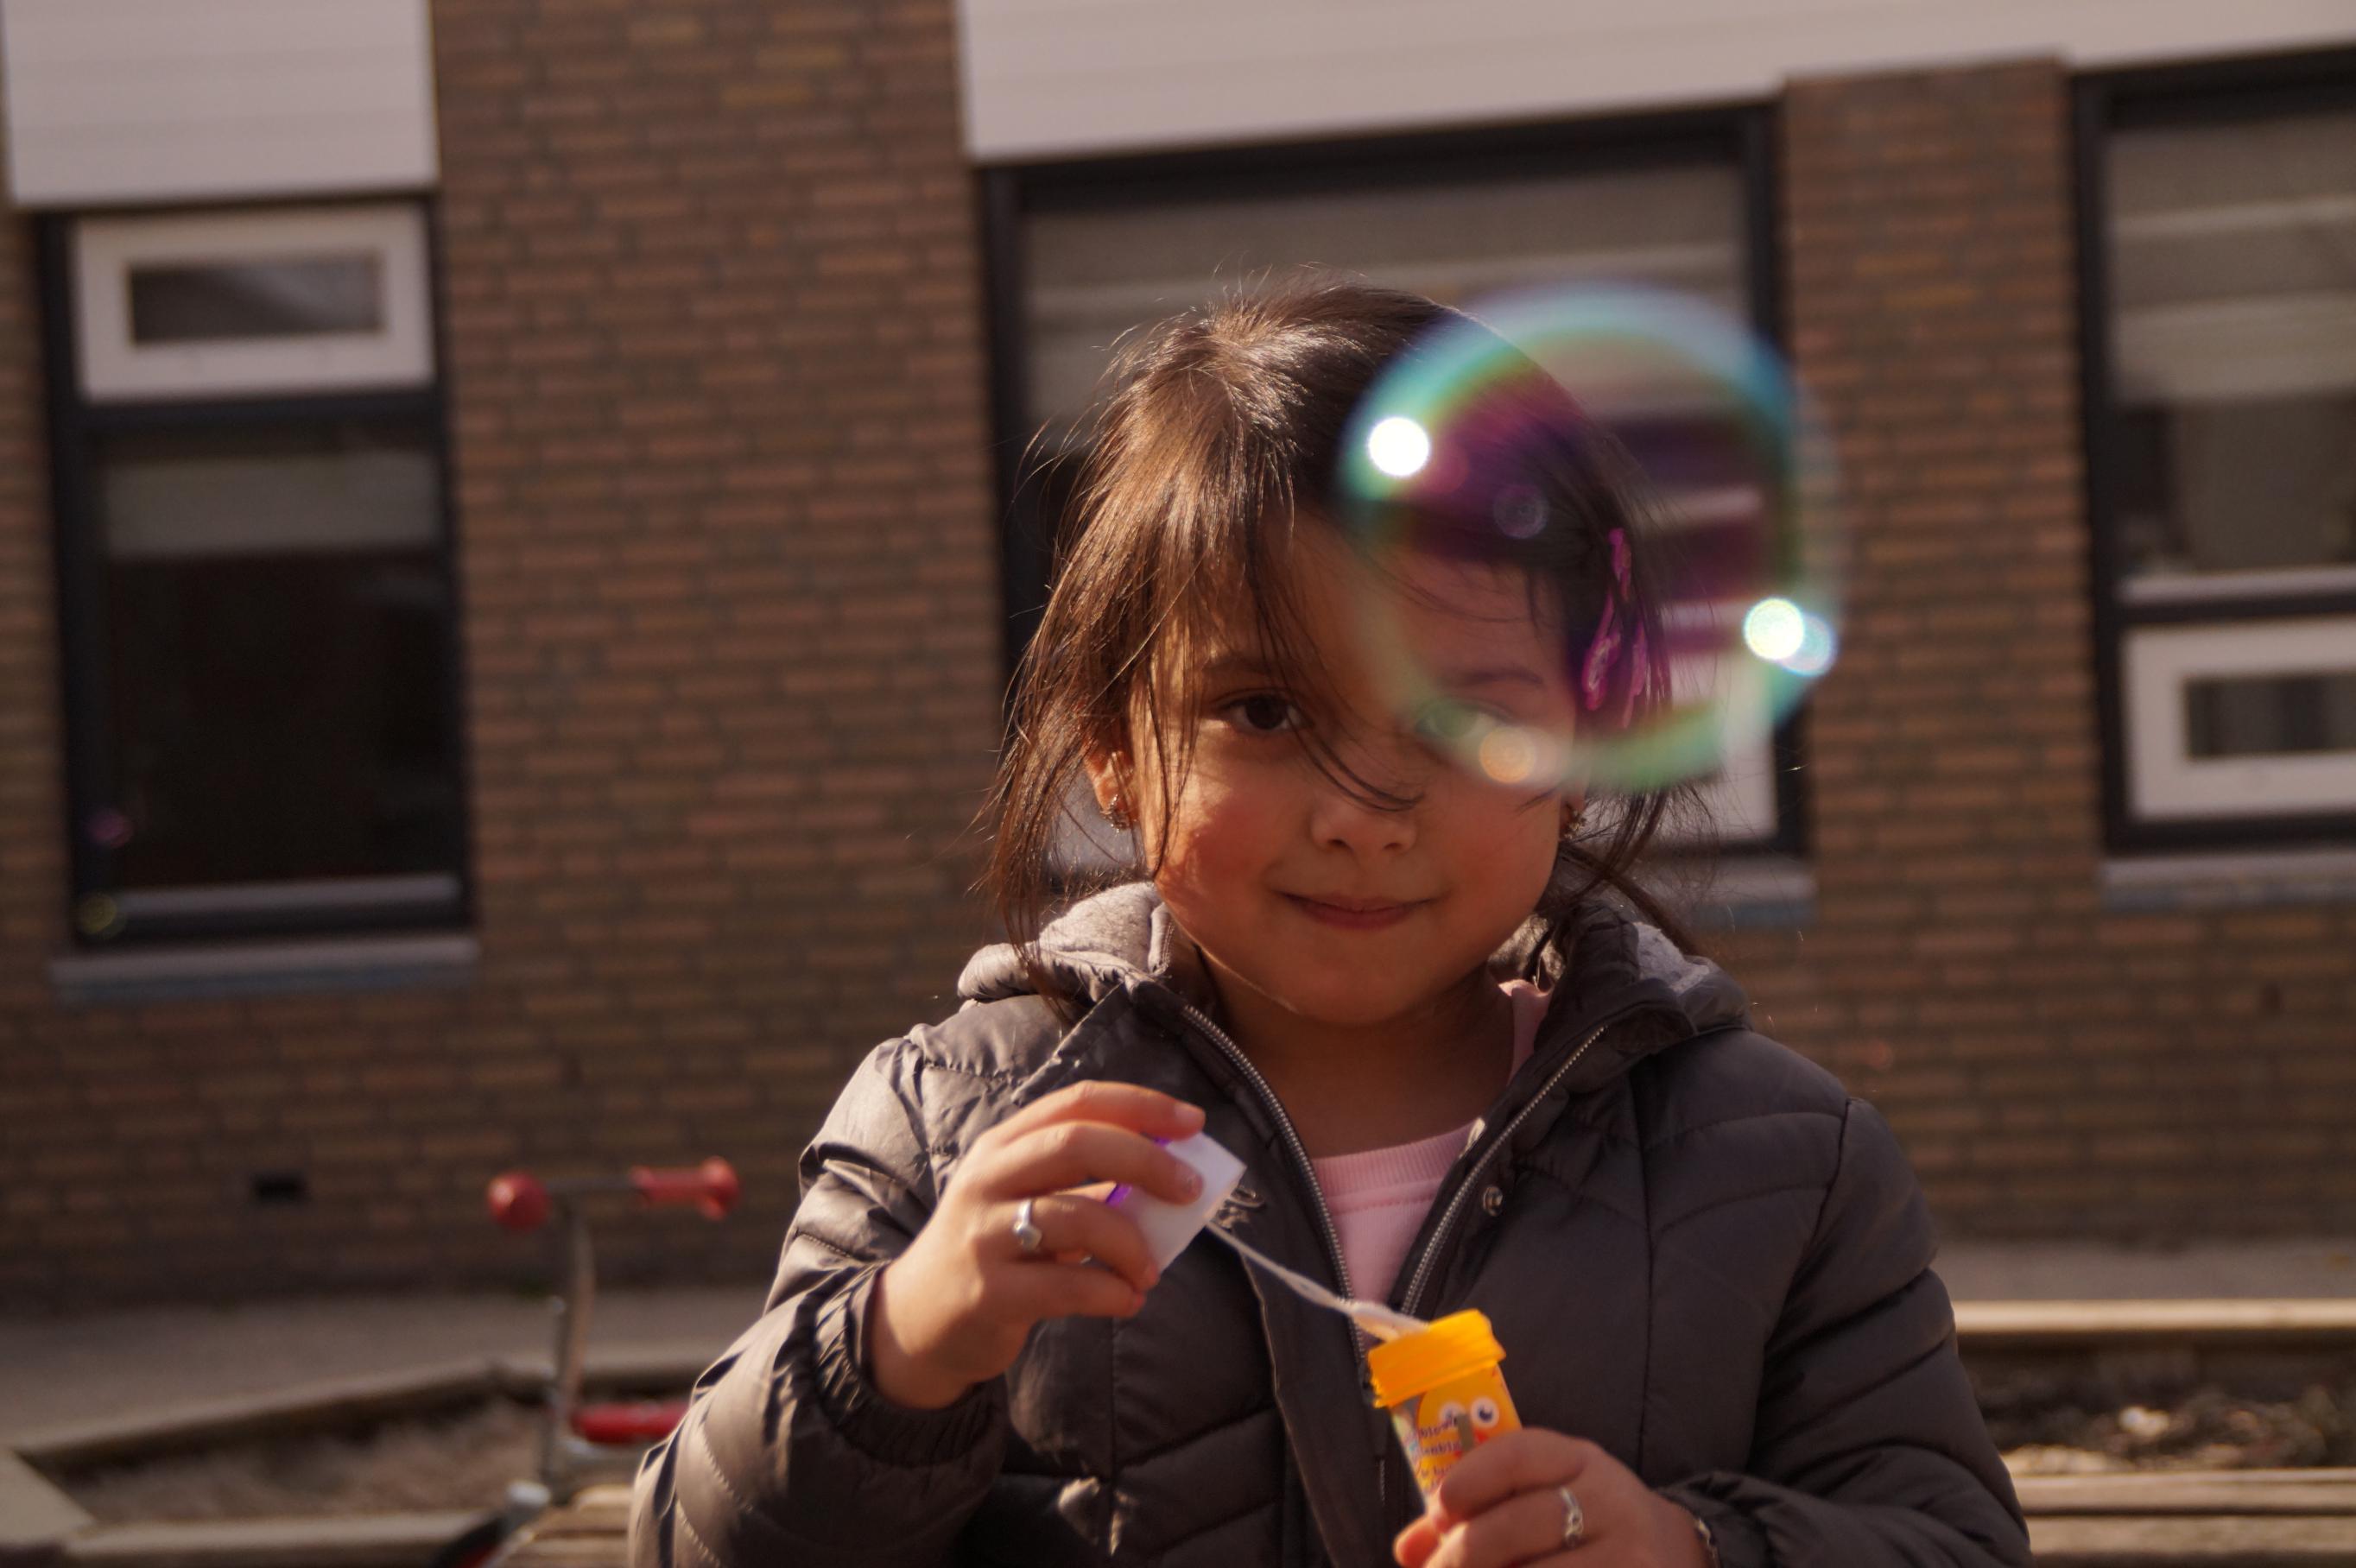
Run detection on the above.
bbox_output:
[1308,980,1552,1304]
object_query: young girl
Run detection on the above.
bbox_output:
[628,281,2030,1568]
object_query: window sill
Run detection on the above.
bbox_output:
[49,932,478,1008]
[2100,846,2356,914]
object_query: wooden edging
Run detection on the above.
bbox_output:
[1955,1299,2356,1349]
[59,1511,486,1568]
[2016,1470,2356,1516]
[2027,1514,2356,1565]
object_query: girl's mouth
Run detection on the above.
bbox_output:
[1283,895,1421,930]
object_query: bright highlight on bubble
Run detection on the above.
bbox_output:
[1367,415,1431,478]
[1477,727,1538,786]
[1742,598,1807,664]
[1785,614,1839,679]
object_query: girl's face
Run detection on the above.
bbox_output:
[1092,525,1580,1034]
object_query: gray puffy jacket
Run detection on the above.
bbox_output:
[629,883,2030,1567]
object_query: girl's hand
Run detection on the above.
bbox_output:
[1393,1429,1712,1568]
[865,1081,1209,1409]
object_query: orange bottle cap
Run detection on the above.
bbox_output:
[1365,1309,1505,1409]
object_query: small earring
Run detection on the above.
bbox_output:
[1104,793,1134,831]
[1561,803,1586,839]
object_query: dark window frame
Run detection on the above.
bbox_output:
[2074,46,2356,856]
[976,104,1806,861]
[37,195,475,947]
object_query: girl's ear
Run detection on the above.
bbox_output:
[1084,748,1134,826]
[1560,791,1588,838]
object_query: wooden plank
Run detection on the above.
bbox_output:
[0,1448,95,1554]
[63,1511,484,1568]
[14,1360,504,1470]
[1957,1299,2356,1347]
[2019,1470,2356,1516]
[2030,1513,2356,1565]
[499,1487,633,1566]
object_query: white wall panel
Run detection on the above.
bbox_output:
[2,0,437,207]
[960,0,2356,161]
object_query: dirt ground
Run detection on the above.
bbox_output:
[61,1400,544,1522]
[53,1371,2356,1521]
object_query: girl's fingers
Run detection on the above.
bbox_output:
[985,1120,1205,1207]
[1428,1429,1601,1527]
[988,1079,1206,1147]
[998,1192,1162,1293]
[995,1255,1147,1323]
[1421,1486,1587,1568]
[1392,1514,1441,1568]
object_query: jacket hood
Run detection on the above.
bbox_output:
[957,881,1751,1088]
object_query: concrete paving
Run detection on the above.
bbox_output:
[4,1241,2354,1448]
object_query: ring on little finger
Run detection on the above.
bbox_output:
[1556,1485,1585,1549]
[1011,1197,1045,1255]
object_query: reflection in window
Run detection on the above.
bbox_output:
[2110,110,2356,598]
[2185,672,2356,759]
[129,255,385,344]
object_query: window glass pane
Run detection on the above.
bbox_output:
[2185,671,2356,759]
[2108,109,2356,591]
[90,420,459,892]
[99,422,440,560]
[128,255,385,344]
[1024,162,1747,437]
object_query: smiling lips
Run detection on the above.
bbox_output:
[1283,893,1425,930]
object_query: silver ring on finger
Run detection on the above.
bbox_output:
[1011,1197,1045,1255]
[1555,1485,1585,1549]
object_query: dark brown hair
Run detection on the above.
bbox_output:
[983,276,1702,1010]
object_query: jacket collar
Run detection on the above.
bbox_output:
[958,879,1751,1098]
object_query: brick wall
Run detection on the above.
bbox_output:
[1713,60,2356,1241]
[8,45,2355,1311]
[0,0,1004,1306]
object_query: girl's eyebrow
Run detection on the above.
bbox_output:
[1200,653,1280,680]
[1440,666,1547,690]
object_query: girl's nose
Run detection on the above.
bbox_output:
[1307,781,1418,857]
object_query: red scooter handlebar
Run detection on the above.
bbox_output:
[485,1157,738,1231]
[630,1157,740,1219]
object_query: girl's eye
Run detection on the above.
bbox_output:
[1224,694,1303,736]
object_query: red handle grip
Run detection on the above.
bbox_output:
[487,1172,551,1233]
[630,1157,739,1219]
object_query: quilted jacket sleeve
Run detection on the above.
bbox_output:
[1656,1097,2033,1567]
[627,1039,1005,1568]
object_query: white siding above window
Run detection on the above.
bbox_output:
[960,0,2356,161]
[1,0,438,208]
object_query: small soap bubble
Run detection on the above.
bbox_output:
[1493,485,1547,540]
[86,808,134,850]
[1336,282,1843,797]
[76,894,123,939]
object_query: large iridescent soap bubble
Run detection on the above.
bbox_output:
[1334,284,1840,800]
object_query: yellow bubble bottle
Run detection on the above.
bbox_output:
[1365,1309,1521,1498]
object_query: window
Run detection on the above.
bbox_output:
[2080,53,2356,852]
[41,200,468,945]
[983,111,1802,862]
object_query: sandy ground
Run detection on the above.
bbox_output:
[6,1242,2355,1450]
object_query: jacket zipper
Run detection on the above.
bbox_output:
[1170,1000,1382,1520]
[1396,1015,1614,1321]
[1176,996,1624,1532]
[1173,1000,1363,1329]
